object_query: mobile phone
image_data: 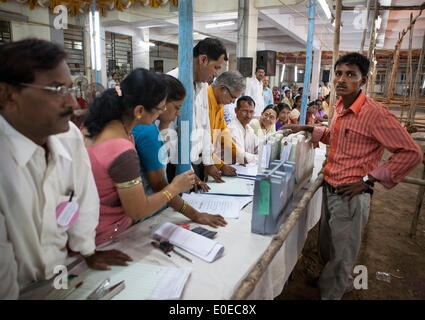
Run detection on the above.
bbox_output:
[191,226,217,239]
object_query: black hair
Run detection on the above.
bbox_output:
[256,66,265,73]
[236,95,255,108]
[84,68,167,138]
[297,87,303,92]
[262,104,279,115]
[293,95,302,109]
[161,74,186,102]
[0,38,67,87]
[324,94,330,100]
[193,38,228,61]
[277,102,291,112]
[334,52,370,77]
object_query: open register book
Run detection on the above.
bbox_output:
[152,222,224,263]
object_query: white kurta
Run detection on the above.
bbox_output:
[167,68,214,165]
[228,118,259,164]
[0,116,100,299]
[244,77,265,117]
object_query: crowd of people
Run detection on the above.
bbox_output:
[0,37,421,301]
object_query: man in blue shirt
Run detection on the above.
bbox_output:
[262,76,274,107]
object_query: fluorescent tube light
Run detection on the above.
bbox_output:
[318,0,331,20]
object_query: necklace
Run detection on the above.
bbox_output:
[120,120,132,140]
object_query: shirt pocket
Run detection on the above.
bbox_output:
[341,128,372,158]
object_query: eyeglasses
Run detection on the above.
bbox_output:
[222,86,238,99]
[240,110,254,116]
[19,83,78,97]
[262,112,276,120]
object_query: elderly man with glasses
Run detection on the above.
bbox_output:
[207,71,246,175]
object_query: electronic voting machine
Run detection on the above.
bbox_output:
[251,131,315,235]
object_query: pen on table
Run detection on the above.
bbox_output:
[151,241,171,257]
[171,247,193,263]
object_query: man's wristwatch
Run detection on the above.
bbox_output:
[362,175,375,188]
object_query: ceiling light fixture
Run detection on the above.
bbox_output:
[205,21,235,29]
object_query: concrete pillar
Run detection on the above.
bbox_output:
[310,47,322,100]
[237,0,258,75]
[228,52,237,72]
[99,26,107,87]
[133,28,150,69]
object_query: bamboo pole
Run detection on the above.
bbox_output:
[409,156,425,238]
[359,0,372,53]
[401,14,414,122]
[365,0,379,95]
[328,0,342,122]
[231,175,324,300]
[341,3,425,11]
[408,32,425,124]
[403,176,425,187]
[387,8,424,101]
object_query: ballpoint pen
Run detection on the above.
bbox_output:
[159,241,193,263]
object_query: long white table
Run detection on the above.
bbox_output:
[23,144,326,300]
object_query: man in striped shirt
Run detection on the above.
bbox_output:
[285,52,422,300]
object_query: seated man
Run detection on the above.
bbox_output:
[208,71,246,175]
[132,75,227,228]
[228,96,259,164]
[0,39,131,299]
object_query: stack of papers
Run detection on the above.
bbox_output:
[182,193,252,219]
[66,262,191,300]
[231,164,258,178]
[152,222,224,263]
[206,176,255,196]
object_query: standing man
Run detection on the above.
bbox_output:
[168,38,228,182]
[262,76,274,107]
[228,96,259,164]
[245,66,265,117]
[282,87,293,107]
[321,81,330,98]
[0,39,131,299]
[284,52,422,300]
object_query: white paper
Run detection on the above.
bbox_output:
[182,193,252,219]
[231,163,258,177]
[260,142,272,169]
[152,222,225,263]
[66,263,191,300]
[206,176,254,196]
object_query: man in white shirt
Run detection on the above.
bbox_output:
[0,39,131,299]
[228,96,259,164]
[321,81,330,98]
[168,38,228,182]
[245,66,266,117]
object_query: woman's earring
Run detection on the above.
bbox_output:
[137,115,142,120]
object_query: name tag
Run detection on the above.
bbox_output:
[56,201,80,227]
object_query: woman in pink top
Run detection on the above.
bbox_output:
[84,68,196,245]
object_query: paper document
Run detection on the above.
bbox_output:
[152,222,224,263]
[182,193,252,219]
[66,262,191,300]
[206,176,255,196]
[231,164,258,177]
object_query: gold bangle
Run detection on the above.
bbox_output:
[162,190,173,202]
[115,177,142,189]
[180,201,188,214]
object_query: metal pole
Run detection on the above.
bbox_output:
[176,0,193,174]
[359,0,372,53]
[299,0,315,125]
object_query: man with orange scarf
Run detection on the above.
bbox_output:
[207,71,246,175]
